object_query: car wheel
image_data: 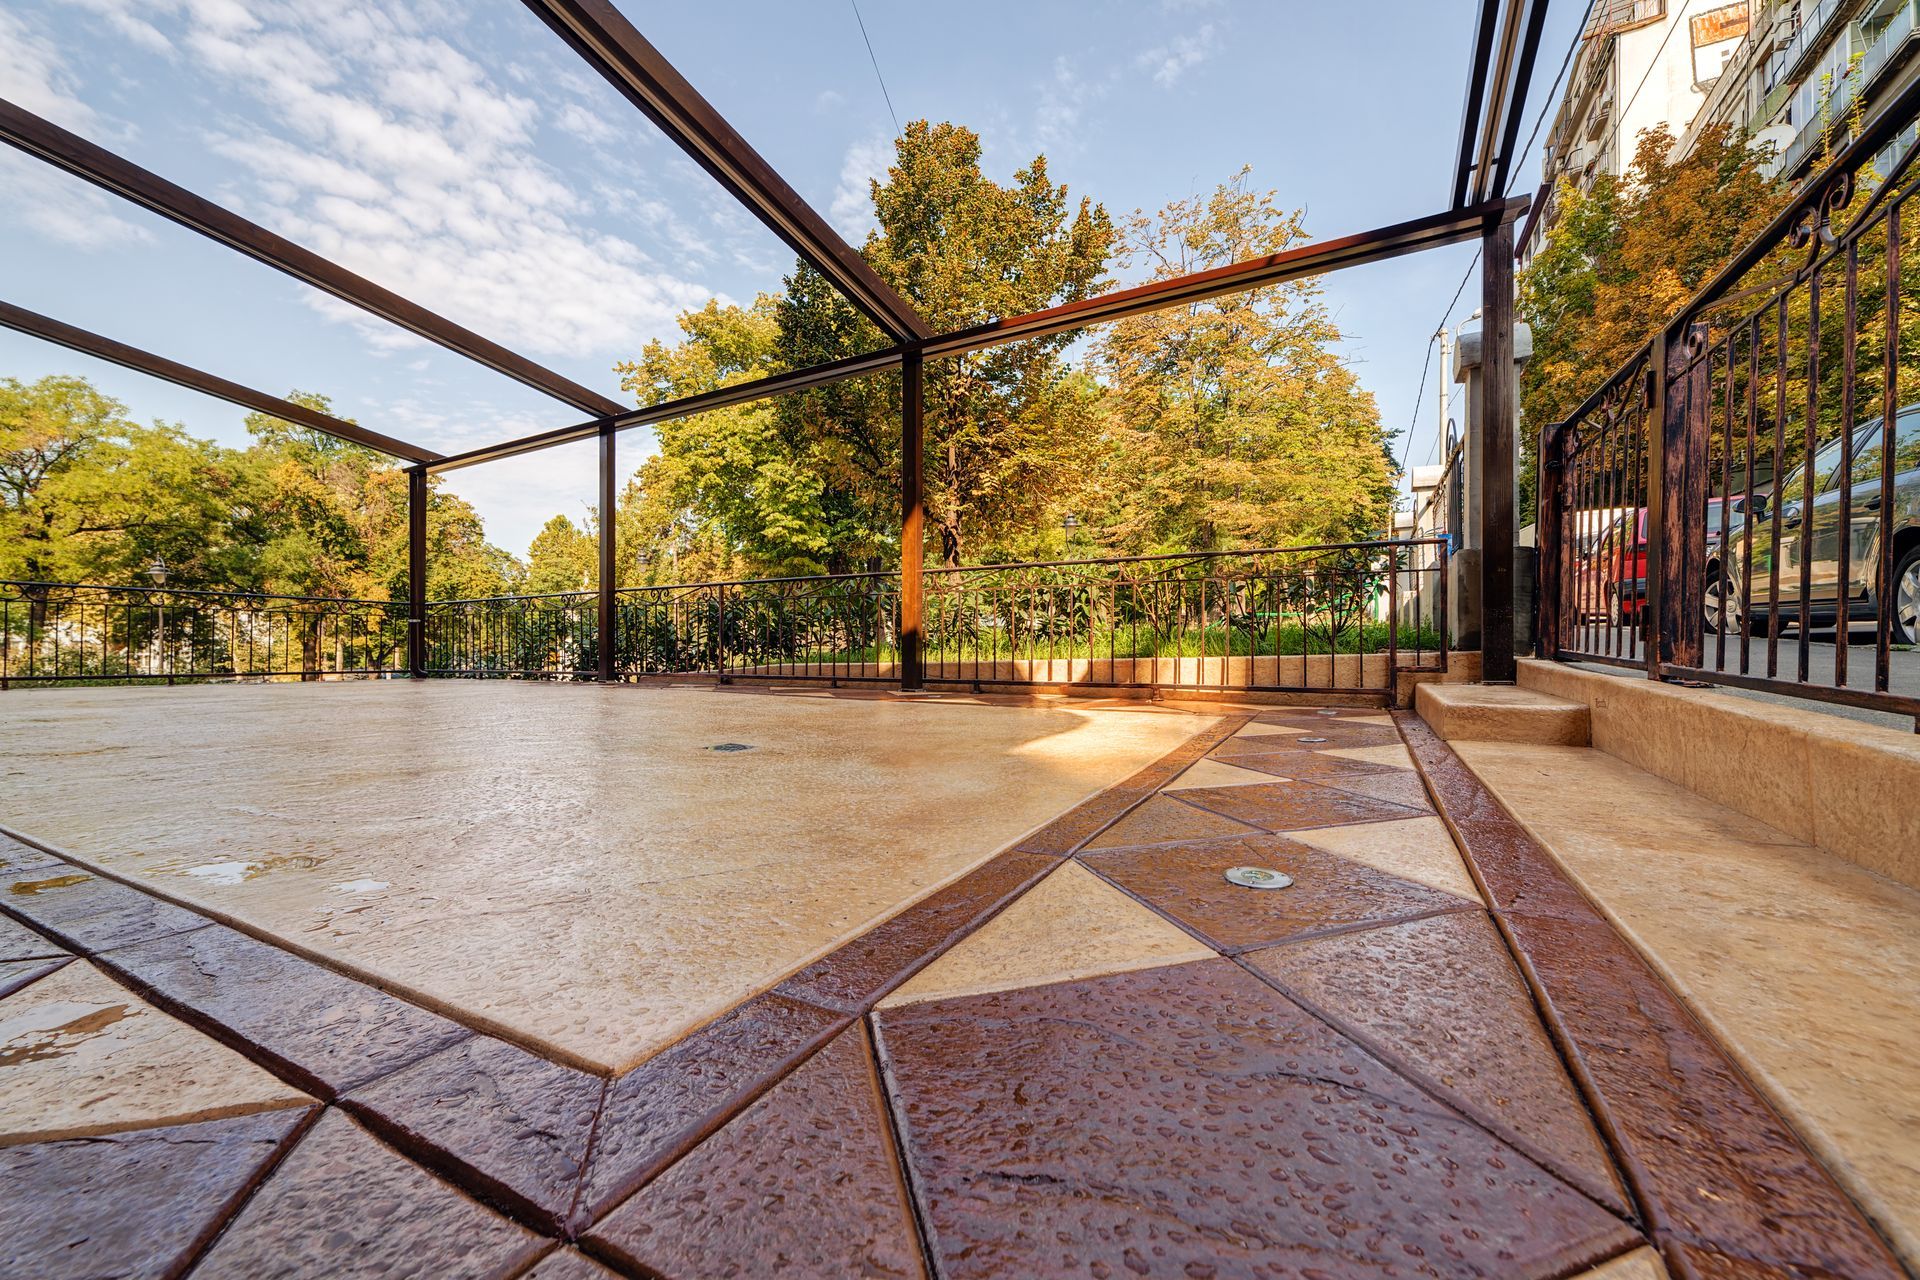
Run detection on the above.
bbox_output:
[1895,545,1920,647]
[1704,570,1742,635]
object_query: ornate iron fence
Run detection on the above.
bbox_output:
[1540,88,1920,722]
[0,581,408,687]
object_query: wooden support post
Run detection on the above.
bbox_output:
[407,466,427,677]
[1534,420,1566,658]
[1479,211,1518,683]
[598,424,616,683]
[1649,323,1710,674]
[900,349,925,691]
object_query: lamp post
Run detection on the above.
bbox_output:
[146,557,171,684]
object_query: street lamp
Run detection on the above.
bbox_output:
[146,557,168,586]
[145,558,171,684]
[1061,514,1081,532]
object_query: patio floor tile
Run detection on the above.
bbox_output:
[1575,1246,1671,1278]
[97,923,473,1098]
[344,1034,605,1232]
[1162,756,1278,789]
[1203,748,1409,786]
[523,1251,626,1279]
[1214,722,1404,753]
[0,955,69,1000]
[1313,768,1436,811]
[1319,742,1418,769]
[1080,833,1478,951]
[1172,777,1428,830]
[589,1026,924,1279]
[877,861,1214,1007]
[1245,910,1627,1214]
[1278,815,1482,901]
[576,992,850,1224]
[1080,794,1263,848]
[0,834,64,878]
[4,867,211,952]
[193,1109,546,1280]
[0,960,310,1144]
[0,1106,312,1280]
[873,958,1639,1280]
[0,912,66,961]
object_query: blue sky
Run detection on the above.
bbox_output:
[0,0,1580,556]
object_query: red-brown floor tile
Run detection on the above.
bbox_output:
[873,958,1639,1280]
[523,1250,625,1279]
[1081,794,1263,849]
[1503,911,1904,1279]
[1212,723,1402,755]
[575,992,850,1225]
[193,1109,546,1280]
[1255,706,1387,723]
[344,1035,605,1233]
[1083,834,1472,951]
[1167,778,1428,832]
[589,1025,925,1279]
[0,1106,313,1280]
[1202,747,1409,785]
[0,954,69,1000]
[1313,768,1436,812]
[0,912,66,961]
[773,852,1056,1012]
[4,867,212,952]
[97,924,473,1099]
[1245,910,1629,1216]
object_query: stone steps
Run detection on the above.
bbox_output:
[1414,682,1590,746]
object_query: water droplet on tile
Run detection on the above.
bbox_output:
[329,879,389,895]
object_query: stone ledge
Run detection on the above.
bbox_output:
[1415,681,1591,747]
[1517,658,1920,890]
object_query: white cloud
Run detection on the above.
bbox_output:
[39,0,730,362]
[1139,24,1219,88]
[1035,57,1105,158]
[830,135,891,242]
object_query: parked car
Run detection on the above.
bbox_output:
[1582,498,1737,627]
[1708,406,1920,644]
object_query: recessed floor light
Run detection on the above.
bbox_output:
[1224,866,1293,890]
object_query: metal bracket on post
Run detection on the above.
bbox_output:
[597,424,616,684]
[900,348,926,691]
[406,465,427,678]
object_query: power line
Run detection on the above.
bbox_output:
[849,0,901,136]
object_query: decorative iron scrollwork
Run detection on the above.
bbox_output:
[1787,168,1856,265]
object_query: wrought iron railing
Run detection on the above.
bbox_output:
[6,538,1449,696]
[0,582,408,687]
[1540,80,1920,722]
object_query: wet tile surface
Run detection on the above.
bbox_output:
[5,866,212,952]
[878,861,1214,1007]
[773,852,1057,1013]
[99,924,472,1098]
[578,992,849,1222]
[1176,777,1427,829]
[1161,755,1277,789]
[344,1034,604,1231]
[1080,793,1263,848]
[522,1250,625,1280]
[1314,767,1436,811]
[0,911,65,961]
[0,1106,311,1280]
[0,960,310,1143]
[1279,814,1481,902]
[194,1109,546,1280]
[1082,833,1473,951]
[0,954,68,1000]
[1577,1246,1672,1278]
[1246,910,1626,1213]
[874,958,1638,1280]
[590,1026,924,1279]
[0,833,64,878]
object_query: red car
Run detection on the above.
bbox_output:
[1581,501,1735,626]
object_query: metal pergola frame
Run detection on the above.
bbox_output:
[0,0,1546,686]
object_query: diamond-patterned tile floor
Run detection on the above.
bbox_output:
[0,692,1899,1278]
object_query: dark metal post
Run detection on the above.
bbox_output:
[598,424,616,683]
[1534,420,1565,658]
[900,349,926,690]
[1645,323,1709,676]
[407,465,427,678]
[1479,211,1518,682]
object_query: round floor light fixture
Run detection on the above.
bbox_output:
[1225,866,1293,890]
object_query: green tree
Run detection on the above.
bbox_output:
[526,514,597,593]
[1093,171,1396,552]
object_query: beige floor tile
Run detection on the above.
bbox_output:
[877,862,1213,1008]
[1165,757,1282,789]
[0,684,1207,1073]
[1458,740,1920,1272]
[1317,743,1416,769]
[0,960,308,1143]
[1572,1247,1669,1279]
[1232,723,1309,739]
[1280,816,1482,903]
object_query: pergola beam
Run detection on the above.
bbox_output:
[1451,0,1549,208]
[0,299,441,464]
[518,0,931,342]
[0,98,628,421]
[431,197,1525,474]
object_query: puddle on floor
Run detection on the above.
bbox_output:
[10,874,92,896]
[171,854,325,886]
